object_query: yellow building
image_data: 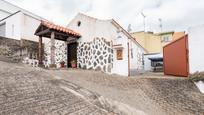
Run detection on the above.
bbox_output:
[131,31,185,53]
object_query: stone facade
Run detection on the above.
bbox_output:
[44,39,67,68]
[0,36,38,63]
[77,38,113,73]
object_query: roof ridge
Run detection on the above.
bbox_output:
[78,12,112,21]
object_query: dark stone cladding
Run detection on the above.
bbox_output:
[0,36,40,62]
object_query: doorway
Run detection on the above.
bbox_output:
[67,42,78,68]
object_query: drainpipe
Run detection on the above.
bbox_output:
[127,41,130,77]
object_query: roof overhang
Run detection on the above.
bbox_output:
[35,21,81,41]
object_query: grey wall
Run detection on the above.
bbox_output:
[0,23,6,37]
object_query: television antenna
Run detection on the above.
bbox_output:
[141,11,146,32]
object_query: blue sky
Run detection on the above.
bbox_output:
[6,0,204,33]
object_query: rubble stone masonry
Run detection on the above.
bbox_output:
[0,36,39,62]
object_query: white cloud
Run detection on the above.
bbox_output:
[5,0,204,32]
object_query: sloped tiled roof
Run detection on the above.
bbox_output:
[172,32,185,40]
[41,20,81,37]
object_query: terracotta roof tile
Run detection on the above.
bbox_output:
[172,32,185,40]
[41,20,81,37]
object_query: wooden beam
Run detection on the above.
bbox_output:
[67,37,77,44]
[35,29,50,36]
[38,36,43,66]
[53,31,69,37]
[53,30,80,39]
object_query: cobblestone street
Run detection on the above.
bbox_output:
[0,60,204,115]
[50,69,204,115]
[0,61,111,115]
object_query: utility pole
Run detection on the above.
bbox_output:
[159,18,162,32]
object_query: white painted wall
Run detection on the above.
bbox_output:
[68,14,116,42]
[112,34,129,76]
[21,14,50,44]
[188,25,204,73]
[130,39,145,70]
[68,13,146,76]
[68,14,129,76]
[2,12,23,40]
[0,11,50,44]
[144,53,163,71]
[21,14,40,41]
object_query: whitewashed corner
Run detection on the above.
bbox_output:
[194,81,204,94]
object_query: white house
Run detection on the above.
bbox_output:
[0,0,68,67]
[67,13,147,76]
[0,0,44,41]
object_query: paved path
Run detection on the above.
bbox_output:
[0,61,111,115]
[50,69,204,115]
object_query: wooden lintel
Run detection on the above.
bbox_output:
[35,29,50,36]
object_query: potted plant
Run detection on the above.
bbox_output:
[71,60,77,68]
[60,61,65,68]
[189,72,204,94]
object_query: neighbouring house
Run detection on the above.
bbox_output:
[188,25,204,74]
[67,13,147,76]
[163,24,204,77]
[0,0,74,68]
[131,31,185,53]
[131,31,162,53]
[0,0,45,62]
[157,31,185,47]
[0,0,45,41]
[144,53,163,72]
[131,31,185,72]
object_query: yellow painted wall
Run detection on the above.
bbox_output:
[131,32,185,54]
[131,32,162,53]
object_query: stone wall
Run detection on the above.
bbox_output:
[0,36,38,63]
[77,38,113,73]
[44,40,67,68]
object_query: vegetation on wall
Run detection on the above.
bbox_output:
[189,72,204,82]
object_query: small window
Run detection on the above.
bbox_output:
[162,36,171,42]
[116,49,123,60]
[77,21,81,27]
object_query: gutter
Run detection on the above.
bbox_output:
[0,10,20,23]
[127,42,130,77]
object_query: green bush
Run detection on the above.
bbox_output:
[189,72,204,82]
